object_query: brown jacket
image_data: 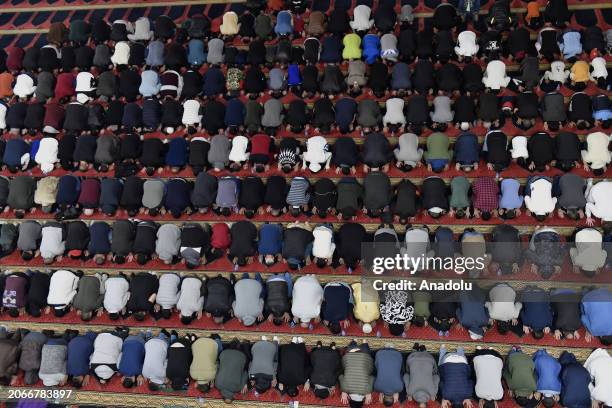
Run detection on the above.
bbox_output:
[47,23,69,45]
[0,73,14,98]
[306,11,327,36]
[0,330,22,380]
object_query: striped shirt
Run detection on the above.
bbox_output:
[286,177,310,207]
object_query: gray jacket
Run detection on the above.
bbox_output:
[248,340,278,377]
[404,351,440,403]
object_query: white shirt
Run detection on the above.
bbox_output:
[0,102,7,129]
[524,178,556,215]
[47,270,79,307]
[590,57,608,80]
[455,31,479,57]
[75,72,96,104]
[474,354,504,401]
[581,132,612,170]
[228,135,250,162]
[110,41,130,66]
[571,228,607,271]
[142,338,168,384]
[291,275,324,322]
[182,99,202,126]
[13,74,36,98]
[35,137,59,174]
[482,60,510,90]
[350,5,374,31]
[312,226,336,259]
[155,273,181,310]
[394,133,423,165]
[584,348,612,406]
[90,333,123,380]
[176,277,205,317]
[40,225,65,260]
[510,136,529,159]
[303,135,330,172]
[127,17,153,42]
[103,277,130,314]
[545,61,570,83]
[586,180,612,221]
[485,284,522,321]
[383,98,406,126]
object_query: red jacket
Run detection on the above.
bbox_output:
[250,134,272,157]
[55,73,75,100]
[211,223,231,250]
[6,47,24,72]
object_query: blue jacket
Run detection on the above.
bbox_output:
[362,34,381,64]
[3,139,29,167]
[454,133,480,165]
[440,361,474,403]
[533,349,561,395]
[165,138,188,167]
[258,223,283,255]
[560,32,582,60]
[118,335,145,377]
[274,11,293,36]
[100,178,123,214]
[88,222,111,255]
[559,351,591,408]
[335,97,358,132]
[188,39,206,66]
[320,36,343,63]
[145,40,164,67]
[581,288,612,336]
[56,175,81,206]
[520,288,553,331]
[67,331,96,376]
[142,97,161,129]
[456,289,489,335]
[164,179,191,216]
[287,64,302,86]
[322,283,352,324]
[224,98,245,128]
[202,66,225,97]
[374,349,404,395]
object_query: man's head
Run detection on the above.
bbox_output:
[21,250,34,261]
[532,329,545,339]
[383,395,394,407]
[483,400,495,408]
[388,323,404,336]
[122,376,135,388]
[316,258,327,268]
[70,376,84,388]
[313,387,330,399]
[497,320,510,334]
[8,308,19,318]
[412,316,425,327]
[181,314,195,325]
[329,321,342,335]
[14,210,25,219]
[133,311,146,321]
[481,211,492,221]
[535,214,546,222]
[136,253,150,265]
[286,385,299,397]
[541,396,555,408]
[197,382,211,393]
[80,310,93,322]
[514,396,529,407]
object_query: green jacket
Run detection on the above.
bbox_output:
[503,352,537,397]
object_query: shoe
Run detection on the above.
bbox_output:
[261,335,268,341]
[273,336,280,343]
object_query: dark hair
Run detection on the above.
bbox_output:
[542,396,554,408]
[14,210,25,219]
[181,314,195,325]
[81,310,93,321]
[109,312,120,320]
[329,321,341,335]
[342,166,351,175]
[282,165,293,174]
[317,209,327,218]
[532,329,544,339]
[412,316,425,327]
[272,317,284,326]
[349,400,364,408]
[515,396,529,407]
[8,308,19,318]
[99,164,109,173]
[287,385,299,397]
[146,167,155,176]
[54,308,66,318]
[383,395,394,407]
[483,400,495,408]
[316,258,327,268]
[171,379,186,390]
[455,209,465,219]
[28,306,40,317]
[497,320,510,334]
[481,211,492,221]
[71,377,83,388]
[244,209,255,219]
[314,387,330,399]
[535,214,546,222]
[290,207,301,217]
[136,253,149,265]
[221,207,231,217]
[196,383,211,393]
[114,255,126,264]
[161,309,172,319]
[547,122,559,131]
[21,251,34,261]
[593,168,604,176]
[133,311,146,321]
[149,208,159,217]
[127,209,138,217]
[122,377,135,388]
[389,323,404,336]
[237,256,247,267]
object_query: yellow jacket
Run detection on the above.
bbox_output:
[351,282,380,323]
[220,12,240,36]
[343,33,362,60]
[570,60,589,83]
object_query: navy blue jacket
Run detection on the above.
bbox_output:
[322,283,352,324]
[225,98,246,128]
[164,179,192,217]
[88,222,111,255]
[142,97,162,129]
[202,66,225,97]
[520,288,553,331]
[440,361,474,404]
[559,351,591,408]
[165,138,188,167]
[3,139,29,167]
[454,133,480,165]
[56,175,81,206]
